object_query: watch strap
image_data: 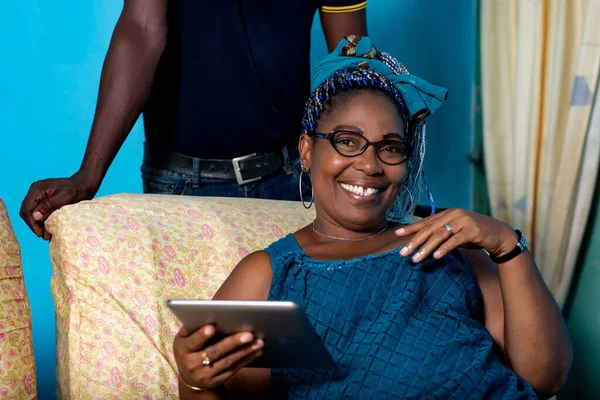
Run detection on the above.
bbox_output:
[489,229,527,264]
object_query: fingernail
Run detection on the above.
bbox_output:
[400,246,409,256]
[434,251,441,258]
[395,228,405,234]
[240,333,253,343]
[204,326,215,336]
[413,250,424,262]
[252,340,264,350]
[33,211,43,221]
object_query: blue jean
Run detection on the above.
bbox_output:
[141,157,310,201]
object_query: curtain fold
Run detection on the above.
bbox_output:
[480,0,600,305]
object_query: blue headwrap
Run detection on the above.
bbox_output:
[302,36,448,220]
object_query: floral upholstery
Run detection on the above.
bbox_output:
[0,199,37,399]
[45,194,314,399]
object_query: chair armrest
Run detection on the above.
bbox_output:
[45,193,313,399]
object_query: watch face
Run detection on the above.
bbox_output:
[518,234,527,250]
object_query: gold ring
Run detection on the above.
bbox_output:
[201,351,211,366]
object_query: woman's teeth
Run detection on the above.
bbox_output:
[340,183,380,196]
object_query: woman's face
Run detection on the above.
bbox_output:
[300,90,407,231]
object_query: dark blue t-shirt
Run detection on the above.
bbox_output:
[143,0,366,159]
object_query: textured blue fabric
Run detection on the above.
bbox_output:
[266,234,537,399]
[311,36,448,120]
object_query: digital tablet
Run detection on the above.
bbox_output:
[167,300,336,369]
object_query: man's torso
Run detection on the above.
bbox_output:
[143,0,319,158]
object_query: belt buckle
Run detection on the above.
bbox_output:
[232,153,262,185]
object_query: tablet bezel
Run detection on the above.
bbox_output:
[167,300,335,369]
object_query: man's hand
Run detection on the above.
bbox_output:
[20,174,97,240]
[18,0,169,242]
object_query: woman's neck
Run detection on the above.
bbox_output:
[311,218,389,242]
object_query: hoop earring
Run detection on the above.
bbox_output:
[386,184,414,221]
[299,169,314,209]
[400,184,414,214]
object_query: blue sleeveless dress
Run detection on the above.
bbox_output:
[265,234,537,399]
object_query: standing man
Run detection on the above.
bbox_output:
[20,0,367,239]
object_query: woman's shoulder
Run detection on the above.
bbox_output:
[264,233,304,263]
[241,249,272,265]
[213,250,273,300]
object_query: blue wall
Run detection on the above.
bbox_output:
[314,1,476,209]
[0,2,474,397]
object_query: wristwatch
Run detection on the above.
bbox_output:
[489,229,527,264]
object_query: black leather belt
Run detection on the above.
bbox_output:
[143,143,298,185]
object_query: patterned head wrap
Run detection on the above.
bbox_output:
[302,36,448,221]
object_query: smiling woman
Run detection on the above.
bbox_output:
[171,36,572,399]
[302,90,408,235]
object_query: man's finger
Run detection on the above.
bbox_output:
[20,186,46,237]
[33,199,54,222]
[30,221,44,238]
[32,189,71,222]
[20,211,44,237]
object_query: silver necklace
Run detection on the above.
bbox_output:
[312,221,389,242]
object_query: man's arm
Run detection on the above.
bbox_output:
[20,0,167,239]
[79,0,167,188]
[319,1,368,52]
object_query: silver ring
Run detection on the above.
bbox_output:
[444,224,454,236]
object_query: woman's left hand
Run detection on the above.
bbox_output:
[395,208,519,263]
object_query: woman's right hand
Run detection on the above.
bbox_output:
[173,325,264,395]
